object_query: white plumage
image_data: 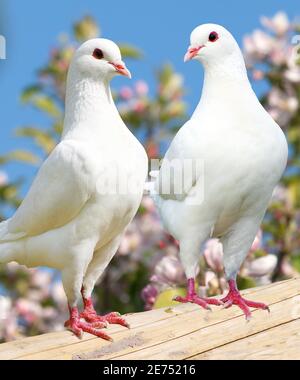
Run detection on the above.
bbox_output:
[0,38,148,339]
[152,24,288,318]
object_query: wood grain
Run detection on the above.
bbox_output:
[0,278,299,360]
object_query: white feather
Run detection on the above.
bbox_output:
[154,24,288,280]
[0,39,148,307]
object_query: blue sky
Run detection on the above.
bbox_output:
[0,0,298,200]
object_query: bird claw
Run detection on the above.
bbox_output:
[105,314,130,328]
[221,291,269,320]
[65,318,112,341]
[173,294,222,311]
[89,320,109,329]
[80,310,129,328]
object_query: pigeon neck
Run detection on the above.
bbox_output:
[193,51,254,118]
[63,68,118,136]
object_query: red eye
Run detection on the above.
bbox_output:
[92,48,104,59]
[208,31,219,42]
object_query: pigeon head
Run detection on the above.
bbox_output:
[184,24,241,65]
[72,38,131,80]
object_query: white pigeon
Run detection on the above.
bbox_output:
[0,38,148,339]
[151,24,288,319]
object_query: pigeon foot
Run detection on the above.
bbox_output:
[80,309,130,328]
[80,289,130,328]
[221,279,270,320]
[173,278,223,310]
[65,306,112,341]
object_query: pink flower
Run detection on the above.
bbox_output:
[56,60,69,71]
[285,67,300,83]
[141,196,156,213]
[135,81,149,96]
[252,70,265,81]
[268,88,298,124]
[118,232,141,255]
[285,50,300,83]
[269,44,287,66]
[245,254,277,278]
[244,30,275,59]
[152,255,185,286]
[203,239,223,273]
[15,299,42,324]
[261,12,289,36]
[141,284,158,310]
[133,100,146,113]
[119,86,133,100]
[30,270,52,288]
[272,185,290,205]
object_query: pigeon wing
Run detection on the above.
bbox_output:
[4,140,93,240]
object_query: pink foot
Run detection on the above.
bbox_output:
[80,291,129,328]
[173,278,223,310]
[65,306,112,341]
[221,279,270,320]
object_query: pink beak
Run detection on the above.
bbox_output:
[109,62,132,78]
[184,46,203,62]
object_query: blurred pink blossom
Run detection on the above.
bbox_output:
[261,12,289,36]
[119,86,134,100]
[269,42,288,65]
[15,299,42,324]
[151,255,185,287]
[203,239,223,273]
[252,70,265,81]
[135,80,149,96]
[133,100,146,113]
[141,196,156,213]
[30,270,52,289]
[118,232,142,255]
[204,231,262,275]
[141,284,158,310]
[244,30,275,59]
[245,254,277,279]
[285,67,300,83]
[272,185,290,206]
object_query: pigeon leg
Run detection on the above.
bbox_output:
[174,278,223,310]
[64,305,112,341]
[221,279,270,320]
[79,287,130,328]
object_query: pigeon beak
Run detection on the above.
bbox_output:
[109,62,132,78]
[184,46,203,62]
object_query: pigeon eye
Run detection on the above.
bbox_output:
[208,31,219,42]
[92,48,104,60]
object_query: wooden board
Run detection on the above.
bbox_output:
[0,277,299,360]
